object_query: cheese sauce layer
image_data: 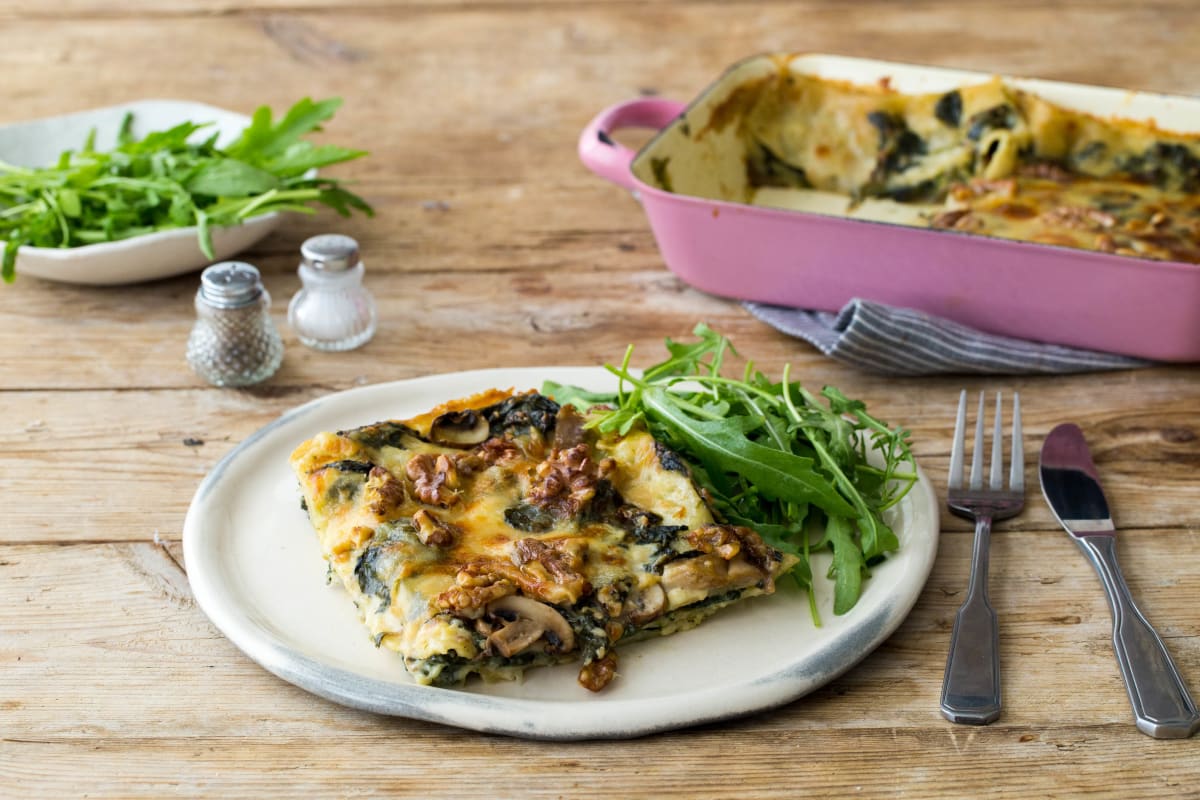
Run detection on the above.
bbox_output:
[704,71,1200,262]
[289,389,793,692]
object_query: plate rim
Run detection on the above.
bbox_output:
[182,366,940,740]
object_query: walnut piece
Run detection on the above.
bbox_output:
[527,443,615,517]
[364,466,406,518]
[929,208,984,231]
[513,536,592,605]
[1040,205,1116,231]
[404,453,460,507]
[477,436,522,465]
[434,565,516,618]
[578,652,618,692]
[412,508,458,548]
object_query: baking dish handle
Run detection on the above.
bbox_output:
[578,99,687,190]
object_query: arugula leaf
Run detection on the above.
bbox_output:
[2,242,15,282]
[116,113,135,147]
[821,515,865,615]
[185,159,280,197]
[0,97,371,283]
[263,142,368,178]
[543,324,918,620]
[316,185,375,218]
[225,97,343,163]
[541,380,616,412]
[640,387,856,517]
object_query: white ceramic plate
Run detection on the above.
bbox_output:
[0,100,281,285]
[183,367,939,739]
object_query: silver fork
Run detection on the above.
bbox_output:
[940,390,1024,725]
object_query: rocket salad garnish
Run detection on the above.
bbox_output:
[545,324,917,621]
[0,97,371,282]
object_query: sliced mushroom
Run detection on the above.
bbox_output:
[660,553,770,610]
[486,617,544,657]
[660,554,730,609]
[550,404,586,450]
[662,554,728,592]
[429,410,490,447]
[485,594,576,656]
[624,582,666,626]
[725,555,767,589]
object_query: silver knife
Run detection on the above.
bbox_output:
[1039,423,1200,738]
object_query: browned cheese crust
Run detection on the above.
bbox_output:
[290,389,794,691]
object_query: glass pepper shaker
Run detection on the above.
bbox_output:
[186,261,284,387]
[287,234,377,351]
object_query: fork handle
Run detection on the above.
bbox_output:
[941,514,1001,725]
[1077,535,1200,738]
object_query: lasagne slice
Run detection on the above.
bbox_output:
[698,68,1200,262]
[290,389,794,691]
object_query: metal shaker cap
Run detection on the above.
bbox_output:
[199,261,264,308]
[301,234,361,272]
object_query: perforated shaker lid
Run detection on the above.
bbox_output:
[300,234,361,272]
[199,261,264,308]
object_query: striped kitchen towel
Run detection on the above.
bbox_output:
[744,298,1150,376]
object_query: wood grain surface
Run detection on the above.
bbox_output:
[2,1,1199,797]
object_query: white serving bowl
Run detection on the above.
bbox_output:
[0,100,281,285]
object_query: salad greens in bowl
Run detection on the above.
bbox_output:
[0,97,371,285]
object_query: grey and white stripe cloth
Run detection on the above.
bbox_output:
[744,299,1150,376]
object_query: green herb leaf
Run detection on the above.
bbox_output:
[541,380,617,411]
[2,241,16,282]
[640,387,856,517]
[316,185,375,218]
[185,158,280,197]
[547,325,917,619]
[823,515,865,615]
[116,113,135,147]
[225,97,343,164]
[263,142,368,178]
[0,97,370,282]
[196,209,213,259]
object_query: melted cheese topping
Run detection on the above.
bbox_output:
[289,390,792,691]
[701,71,1200,262]
[934,174,1200,263]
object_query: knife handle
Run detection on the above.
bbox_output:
[940,515,1001,725]
[1077,535,1200,739]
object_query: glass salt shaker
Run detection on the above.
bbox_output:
[186,261,284,387]
[287,234,377,351]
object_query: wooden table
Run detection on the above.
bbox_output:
[3,1,1199,796]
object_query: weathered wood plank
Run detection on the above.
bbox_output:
[3,1,1200,797]
[0,4,1188,120]
[2,256,1200,405]
[0,269,756,390]
[1,538,1196,797]
[1,0,1198,20]
[0,729,1196,799]
[3,363,1200,541]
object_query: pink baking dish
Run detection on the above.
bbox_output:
[578,54,1200,361]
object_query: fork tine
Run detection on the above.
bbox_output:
[969,392,985,490]
[1010,392,1024,490]
[989,392,1003,490]
[948,389,967,489]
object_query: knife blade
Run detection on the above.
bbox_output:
[1039,423,1200,739]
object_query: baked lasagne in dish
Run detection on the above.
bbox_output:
[290,389,794,691]
[654,67,1200,263]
